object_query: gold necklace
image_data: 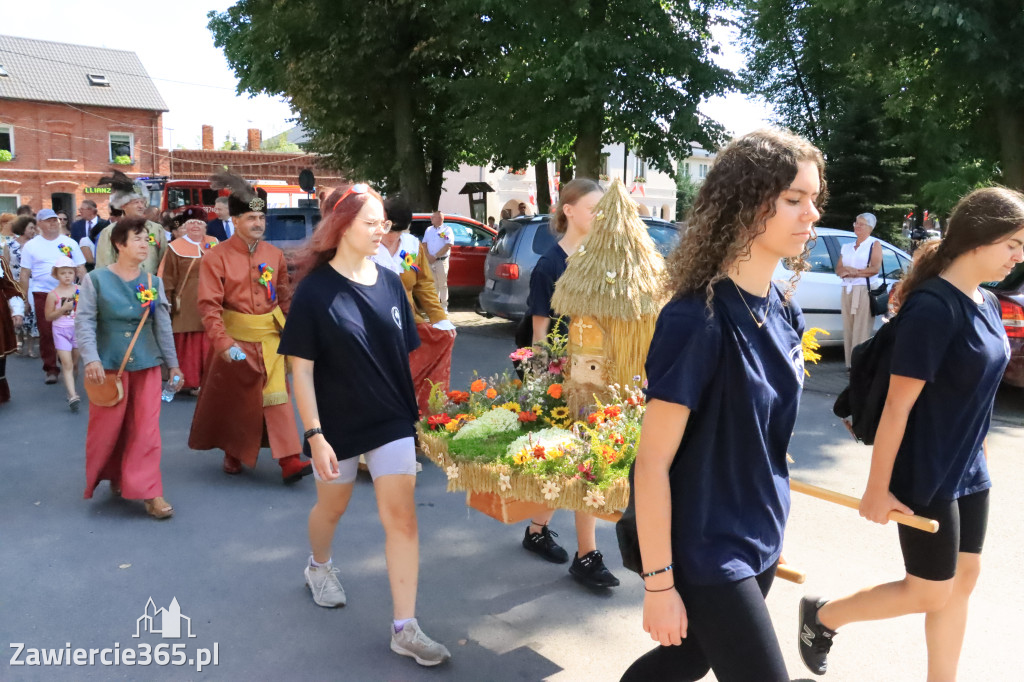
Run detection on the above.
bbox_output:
[732,279,767,329]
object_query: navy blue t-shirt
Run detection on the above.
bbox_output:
[525,243,570,338]
[644,280,806,586]
[888,277,1009,507]
[277,263,421,461]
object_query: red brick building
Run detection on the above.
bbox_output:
[0,35,167,215]
[0,35,345,217]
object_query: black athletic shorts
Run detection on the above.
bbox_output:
[898,489,989,582]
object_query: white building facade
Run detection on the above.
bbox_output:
[438,143,715,223]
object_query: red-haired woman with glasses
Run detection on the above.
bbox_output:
[279,184,451,667]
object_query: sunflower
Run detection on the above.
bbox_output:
[531,404,543,416]
[498,401,521,413]
[550,406,570,420]
[513,449,531,465]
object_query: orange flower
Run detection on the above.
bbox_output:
[512,378,523,387]
[599,445,618,464]
[604,405,622,419]
[532,444,547,460]
[447,390,470,404]
[470,379,486,393]
[546,383,563,399]
[518,411,537,423]
[486,388,497,399]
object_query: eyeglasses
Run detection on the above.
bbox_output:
[332,183,370,212]
[364,219,393,233]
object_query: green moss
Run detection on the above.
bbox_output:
[447,430,522,462]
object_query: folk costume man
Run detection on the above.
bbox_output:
[187,172,311,483]
[94,170,168,272]
[157,207,219,393]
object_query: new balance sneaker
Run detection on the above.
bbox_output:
[798,596,836,676]
[304,561,346,608]
[390,619,451,667]
[569,550,620,588]
[522,525,569,564]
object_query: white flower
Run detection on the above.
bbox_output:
[453,407,520,441]
[584,488,606,508]
[605,270,617,283]
[498,474,511,492]
[541,480,561,501]
[506,427,579,459]
[446,464,460,480]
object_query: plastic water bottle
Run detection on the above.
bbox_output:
[161,376,181,403]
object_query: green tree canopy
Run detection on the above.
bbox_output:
[210,1,735,209]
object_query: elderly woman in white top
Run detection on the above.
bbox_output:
[835,212,883,368]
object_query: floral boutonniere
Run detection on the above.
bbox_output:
[135,283,157,312]
[147,233,157,247]
[58,244,72,258]
[437,226,452,241]
[398,250,420,273]
[73,287,80,311]
[257,263,276,302]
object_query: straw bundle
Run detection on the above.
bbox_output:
[551,179,667,391]
[551,179,666,321]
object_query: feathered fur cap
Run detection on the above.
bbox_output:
[209,171,267,217]
[97,169,148,210]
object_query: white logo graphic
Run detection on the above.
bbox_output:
[391,306,402,329]
[789,344,805,387]
[801,624,815,648]
[134,597,196,639]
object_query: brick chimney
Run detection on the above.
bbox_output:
[246,128,262,151]
[201,125,214,151]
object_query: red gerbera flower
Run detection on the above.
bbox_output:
[427,414,452,430]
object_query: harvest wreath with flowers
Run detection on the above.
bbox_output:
[417,329,640,514]
[418,324,829,516]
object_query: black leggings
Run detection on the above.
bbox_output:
[620,562,788,682]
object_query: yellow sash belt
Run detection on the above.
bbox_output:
[221,307,288,407]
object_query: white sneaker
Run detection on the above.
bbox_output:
[390,619,451,666]
[304,561,346,608]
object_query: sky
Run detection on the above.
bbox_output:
[2,1,772,151]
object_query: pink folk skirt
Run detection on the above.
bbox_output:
[84,366,163,500]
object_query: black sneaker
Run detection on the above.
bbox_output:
[522,525,569,564]
[569,550,620,588]
[799,596,836,676]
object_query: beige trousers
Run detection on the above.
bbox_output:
[430,258,450,311]
[841,285,874,368]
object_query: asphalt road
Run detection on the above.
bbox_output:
[1,300,1022,681]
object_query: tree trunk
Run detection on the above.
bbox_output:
[559,154,574,185]
[535,159,551,213]
[427,149,446,211]
[574,105,603,180]
[996,99,1024,190]
[392,82,431,209]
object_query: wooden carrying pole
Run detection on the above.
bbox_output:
[790,479,939,534]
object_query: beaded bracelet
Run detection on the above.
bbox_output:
[642,563,673,578]
[645,584,676,593]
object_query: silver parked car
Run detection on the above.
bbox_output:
[479,215,680,320]
[773,227,912,345]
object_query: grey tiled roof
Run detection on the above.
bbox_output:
[0,34,168,111]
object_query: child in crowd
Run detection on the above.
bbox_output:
[45,256,81,411]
